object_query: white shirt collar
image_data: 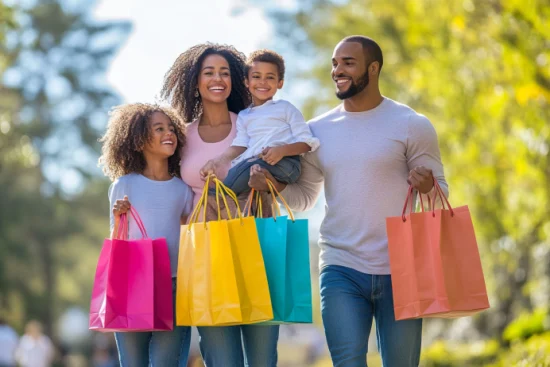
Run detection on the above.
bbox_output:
[250,98,278,110]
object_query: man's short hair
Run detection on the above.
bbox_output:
[342,35,383,73]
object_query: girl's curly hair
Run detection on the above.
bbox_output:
[98,103,186,181]
[160,43,251,122]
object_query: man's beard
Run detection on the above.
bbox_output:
[335,71,369,100]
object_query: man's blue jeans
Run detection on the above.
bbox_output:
[320,265,422,367]
[114,279,191,367]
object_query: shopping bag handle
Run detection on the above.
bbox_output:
[214,177,230,221]
[188,174,211,226]
[245,185,280,218]
[401,179,454,222]
[270,179,295,221]
[117,213,128,240]
[244,189,259,217]
[243,188,272,219]
[213,178,244,224]
[212,177,244,222]
[187,175,244,228]
[187,175,233,225]
[430,179,454,218]
[401,185,428,222]
[243,179,295,222]
[115,206,148,239]
[244,188,269,218]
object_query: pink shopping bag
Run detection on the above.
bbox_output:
[89,207,173,332]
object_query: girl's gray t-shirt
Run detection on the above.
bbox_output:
[109,173,193,277]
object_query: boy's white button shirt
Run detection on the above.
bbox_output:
[231,99,320,165]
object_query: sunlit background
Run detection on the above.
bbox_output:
[1,0,549,366]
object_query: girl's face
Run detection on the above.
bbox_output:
[143,112,178,158]
[197,54,232,104]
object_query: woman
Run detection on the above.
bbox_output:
[161,43,279,367]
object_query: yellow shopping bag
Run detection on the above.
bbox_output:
[176,176,273,326]
[220,182,273,323]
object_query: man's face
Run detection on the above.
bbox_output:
[331,41,370,100]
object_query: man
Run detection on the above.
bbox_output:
[249,35,448,366]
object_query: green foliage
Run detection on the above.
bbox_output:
[503,307,549,342]
[0,0,129,334]
[0,1,16,71]
[489,332,550,367]
[0,1,17,40]
[420,334,550,367]
[421,339,500,367]
[420,307,550,366]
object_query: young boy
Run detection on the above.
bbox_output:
[200,49,319,196]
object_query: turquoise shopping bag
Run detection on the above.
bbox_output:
[246,181,312,324]
[254,214,288,321]
[285,217,312,323]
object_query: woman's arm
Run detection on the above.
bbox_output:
[200,146,247,179]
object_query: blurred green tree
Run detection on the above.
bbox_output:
[0,0,130,335]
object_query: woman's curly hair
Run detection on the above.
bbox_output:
[160,43,251,122]
[98,103,186,181]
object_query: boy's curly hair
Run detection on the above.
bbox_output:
[98,103,186,181]
[246,49,285,80]
[160,43,251,123]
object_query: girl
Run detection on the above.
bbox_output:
[98,103,193,367]
[161,43,280,367]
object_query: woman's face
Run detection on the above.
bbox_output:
[197,54,232,104]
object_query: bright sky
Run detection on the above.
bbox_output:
[93,0,288,104]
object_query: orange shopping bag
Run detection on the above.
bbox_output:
[386,180,490,320]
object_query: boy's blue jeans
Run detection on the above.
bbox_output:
[320,265,422,367]
[221,155,301,196]
[114,279,191,367]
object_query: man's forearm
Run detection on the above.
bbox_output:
[279,155,324,212]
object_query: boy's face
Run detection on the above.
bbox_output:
[245,61,283,105]
[143,112,178,158]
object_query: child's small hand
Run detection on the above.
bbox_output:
[113,195,131,219]
[261,146,285,165]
